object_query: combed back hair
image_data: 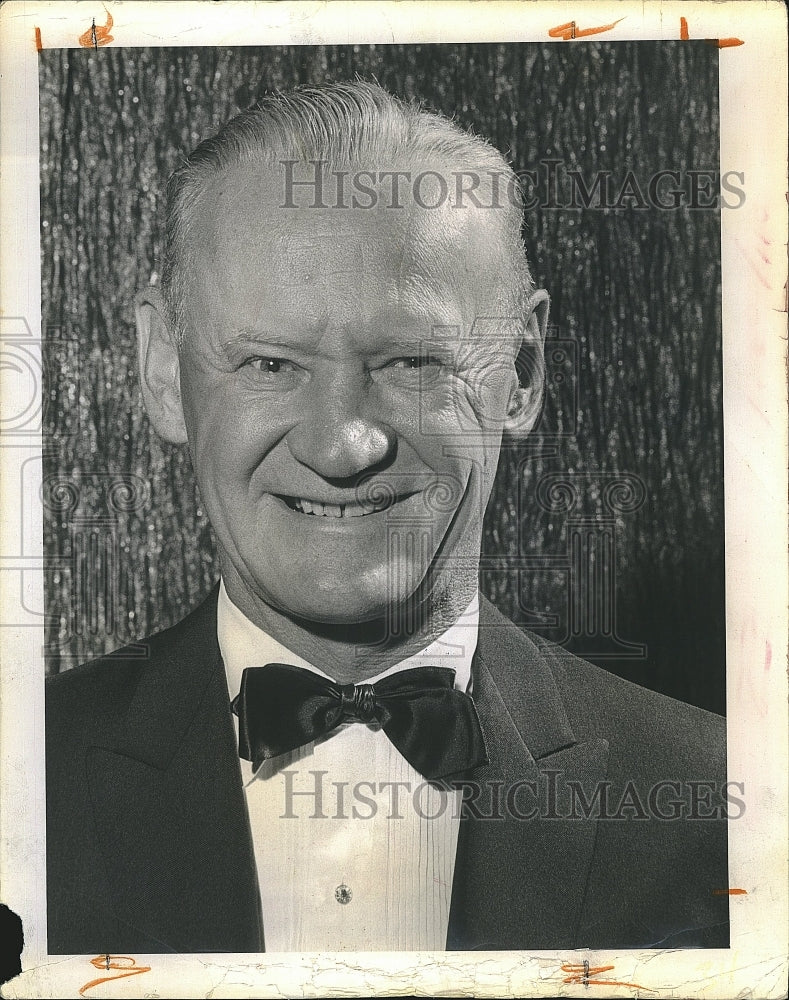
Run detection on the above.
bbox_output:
[161,80,535,343]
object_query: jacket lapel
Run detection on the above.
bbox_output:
[85,587,264,953]
[448,598,609,950]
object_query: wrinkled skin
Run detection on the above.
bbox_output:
[137,162,547,679]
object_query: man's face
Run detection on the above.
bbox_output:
[163,162,536,626]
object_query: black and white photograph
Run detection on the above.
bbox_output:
[0,2,786,997]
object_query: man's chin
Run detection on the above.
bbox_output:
[270,590,401,628]
[261,570,431,630]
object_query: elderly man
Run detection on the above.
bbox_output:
[46,81,729,954]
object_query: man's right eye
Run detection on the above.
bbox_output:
[238,356,306,389]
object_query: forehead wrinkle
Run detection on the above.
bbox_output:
[251,283,329,337]
[271,215,403,289]
[396,206,501,325]
[385,273,462,328]
[186,165,516,351]
[394,213,522,365]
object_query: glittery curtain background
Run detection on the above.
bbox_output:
[39,42,725,713]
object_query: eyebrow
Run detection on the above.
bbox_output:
[219,329,461,353]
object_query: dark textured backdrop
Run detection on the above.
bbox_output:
[39,42,726,714]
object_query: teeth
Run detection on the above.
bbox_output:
[286,496,391,517]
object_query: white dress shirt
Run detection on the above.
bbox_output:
[217,581,479,952]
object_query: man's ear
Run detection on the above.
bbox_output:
[504,288,550,437]
[135,287,189,445]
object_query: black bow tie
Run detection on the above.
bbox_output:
[232,663,489,781]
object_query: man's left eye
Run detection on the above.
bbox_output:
[389,356,440,370]
[374,355,445,390]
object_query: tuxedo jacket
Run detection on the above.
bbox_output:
[46,587,730,954]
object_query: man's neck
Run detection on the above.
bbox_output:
[219,570,479,683]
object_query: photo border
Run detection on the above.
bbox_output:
[1,2,786,997]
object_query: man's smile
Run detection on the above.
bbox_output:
[270,491,422,520]
[278,494,392,517]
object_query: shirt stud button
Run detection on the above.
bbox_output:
[335,884,352,905]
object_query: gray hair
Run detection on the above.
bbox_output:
[160,80,534,342]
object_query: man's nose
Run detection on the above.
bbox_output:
[286,374,396,478]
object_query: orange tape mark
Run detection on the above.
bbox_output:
[713,887,748,895]
[548,17,625,40]
[562,963,654,991]
[79,955,151,997]
[34,26,42,51]
[681,16,744,47]
[78,10,114,48]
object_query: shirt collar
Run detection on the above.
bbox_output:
[218,579,478,700]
